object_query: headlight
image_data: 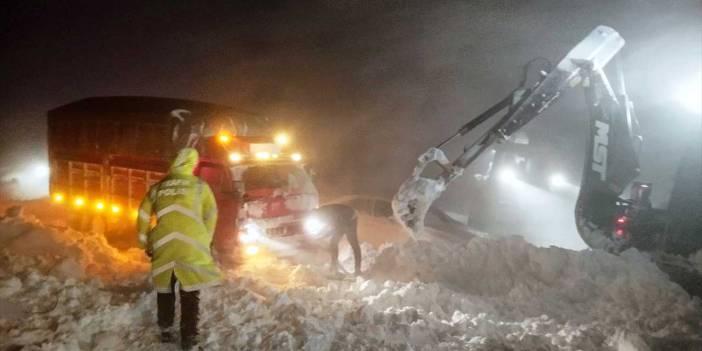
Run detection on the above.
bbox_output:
[549,173,568,189]
[244,245,260,256]
[676,72,701,114]
[240,222,263,244]
[291,152,302,162]
[229,152,243,163]
[274,132,290,146]
[32,164,50,178]
[304,215,327,236]
[497,167,517,183]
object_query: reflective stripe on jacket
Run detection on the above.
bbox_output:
[136,148,221,292]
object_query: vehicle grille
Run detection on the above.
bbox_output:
[266,223,302,237]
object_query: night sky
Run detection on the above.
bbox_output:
[1,0,700,206]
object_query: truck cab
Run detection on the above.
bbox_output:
[195,132,318,254]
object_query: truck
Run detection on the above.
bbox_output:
[47,96,319,257]
[392,26,701,259]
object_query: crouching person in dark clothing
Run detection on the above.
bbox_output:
[304,203,362,276]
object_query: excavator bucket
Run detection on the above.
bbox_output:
[392,148,453,238]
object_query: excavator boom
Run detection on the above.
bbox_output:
[392,26,631,239]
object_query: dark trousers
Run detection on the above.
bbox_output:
[329,220,362,274]
[157,273,200,345]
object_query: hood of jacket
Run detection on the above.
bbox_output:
[169,148,199,175]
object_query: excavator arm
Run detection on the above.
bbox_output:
[575,57,643,251]
[392,26,640,244]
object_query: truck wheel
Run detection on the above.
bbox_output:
[68,212,93,232]
[104,219,138,249]
[90,214,106,236]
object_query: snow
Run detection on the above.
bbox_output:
[0,214,149,282]
[368,239,699,336]
[690,249,702,273]
[1,206,701,350]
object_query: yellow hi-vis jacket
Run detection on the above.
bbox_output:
[137,148,221,293]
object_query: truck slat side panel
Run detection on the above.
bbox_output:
[46,96,278,243]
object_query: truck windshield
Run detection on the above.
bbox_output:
[242,165,312,192]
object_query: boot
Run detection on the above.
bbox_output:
[181,338,200,350]
[160,330,174,343]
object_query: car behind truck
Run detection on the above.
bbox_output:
[47,96,318,256]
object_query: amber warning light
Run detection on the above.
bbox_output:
[217,131,233,145]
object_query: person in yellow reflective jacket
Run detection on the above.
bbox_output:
[137,147,221,349]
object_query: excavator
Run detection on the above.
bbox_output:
[392,26,702,265]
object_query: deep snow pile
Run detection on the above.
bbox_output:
[368,237,700,330]
[690,249,702,273]
[200,238,702,351]
[0,214,149,282]
[0,213,153,350]
[1,212,701,350]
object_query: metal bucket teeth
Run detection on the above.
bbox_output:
[392,147,451,238]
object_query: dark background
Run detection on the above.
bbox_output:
[1,0,700,210]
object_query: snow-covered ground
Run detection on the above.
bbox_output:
[689,250,702,273]
[1,205,701,350]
